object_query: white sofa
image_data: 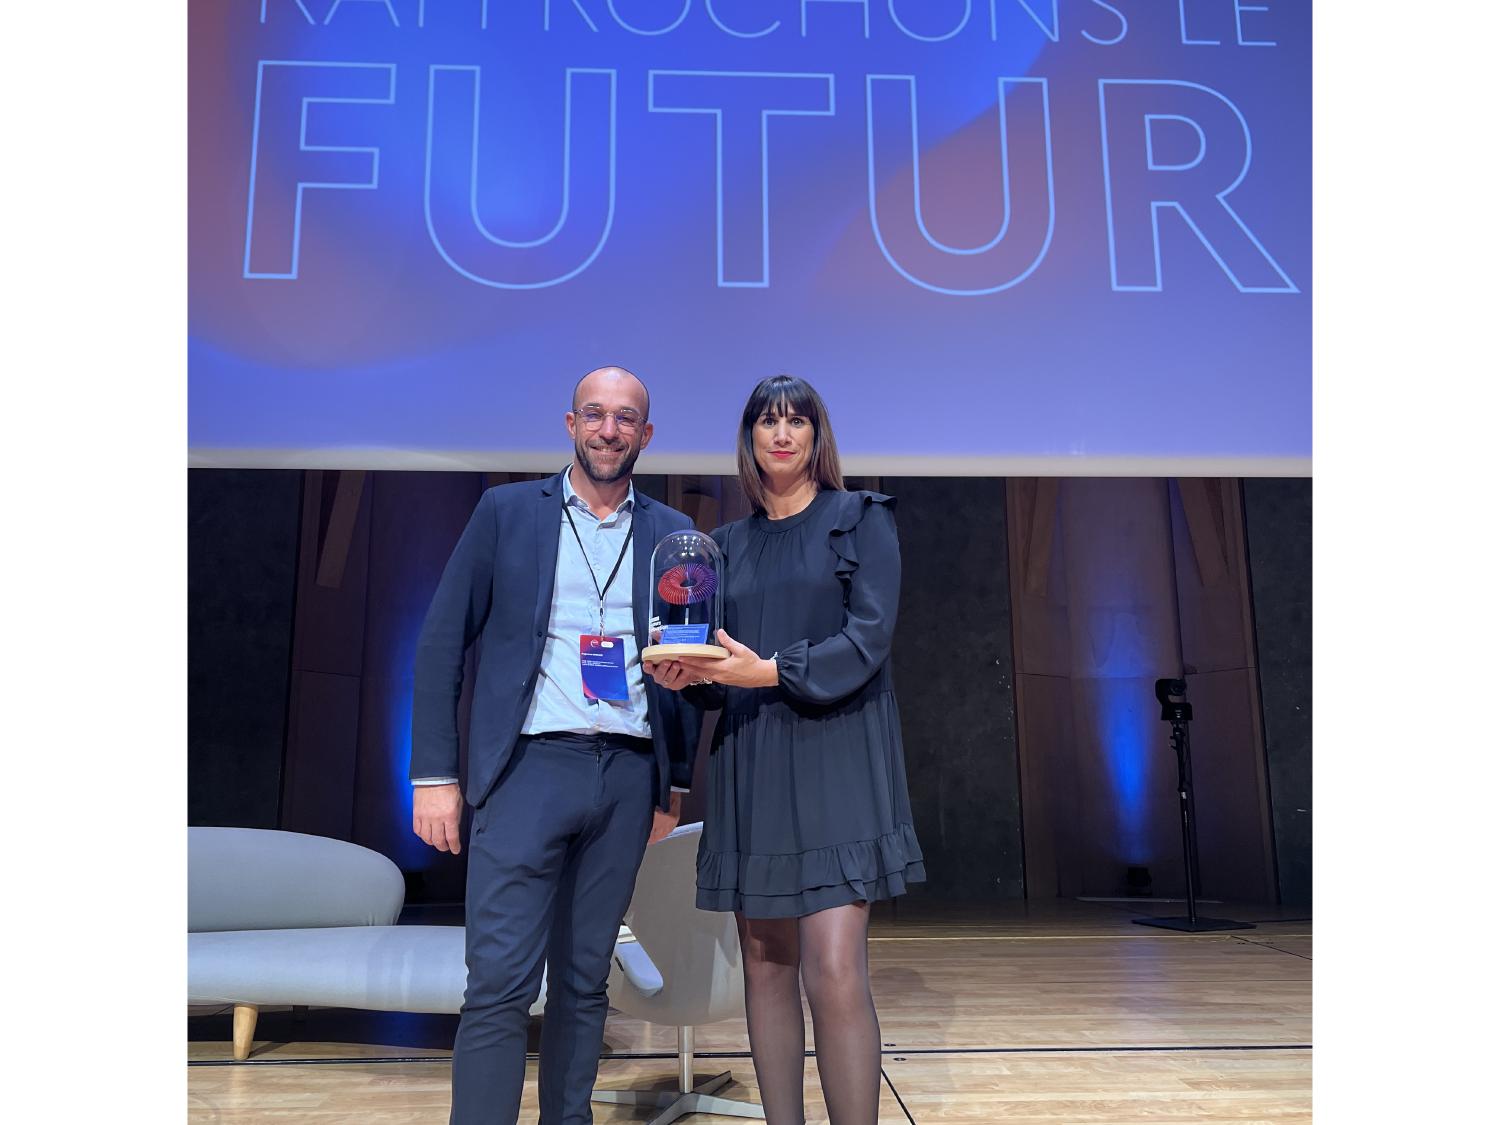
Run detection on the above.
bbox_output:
[188,826,546,1059]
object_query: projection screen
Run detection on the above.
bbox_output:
[188,1,1310,475]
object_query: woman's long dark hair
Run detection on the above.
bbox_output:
[736,375,845,513]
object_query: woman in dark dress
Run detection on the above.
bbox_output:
[647,375,925,1125]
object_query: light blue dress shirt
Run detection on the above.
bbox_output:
[518,467,651,739]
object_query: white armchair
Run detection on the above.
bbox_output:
[593,822,765,1124]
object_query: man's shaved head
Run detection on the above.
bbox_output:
[572,366,650,419]
[566,365,655,485]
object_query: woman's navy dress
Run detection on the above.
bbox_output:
[689,489,926,919]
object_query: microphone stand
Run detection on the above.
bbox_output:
[1133,678,1254,933]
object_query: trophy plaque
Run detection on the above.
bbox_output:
[641,529,729,663]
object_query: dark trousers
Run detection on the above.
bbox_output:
[450,733,657,1125]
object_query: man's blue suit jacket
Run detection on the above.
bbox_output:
[411,470,701,810]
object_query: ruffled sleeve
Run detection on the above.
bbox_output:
[775,492,900,705]
[681,522,731,712]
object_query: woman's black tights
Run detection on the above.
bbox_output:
[735,902,880,1125]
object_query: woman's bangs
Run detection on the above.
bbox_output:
[746,377,818,424]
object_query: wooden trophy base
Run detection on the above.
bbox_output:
[641,644,729,663]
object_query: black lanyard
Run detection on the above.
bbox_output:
[562,497,634,637]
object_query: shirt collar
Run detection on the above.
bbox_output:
[562,464,635,519]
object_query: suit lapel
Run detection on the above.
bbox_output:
[632,492,663,761]
[535,472,563,636]
[631,495,652,649]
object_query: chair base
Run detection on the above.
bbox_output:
[592,1070,766,1124]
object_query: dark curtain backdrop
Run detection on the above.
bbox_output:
[187,469,302,828]
[187,470,1311,905]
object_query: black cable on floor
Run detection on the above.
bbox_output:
[881,1067,918,1124]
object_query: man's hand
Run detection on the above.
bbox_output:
[644,658,695,691]
[649,791,682,844]
[413,783,464,854]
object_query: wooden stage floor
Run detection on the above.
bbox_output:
[188,898,1311,1123]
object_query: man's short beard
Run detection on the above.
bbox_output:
[576,438,641,484]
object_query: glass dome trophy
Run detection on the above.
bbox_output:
[641,530,729,663]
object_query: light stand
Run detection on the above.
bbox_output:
[1133,678,1255,934]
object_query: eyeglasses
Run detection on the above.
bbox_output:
[574,408,643,433]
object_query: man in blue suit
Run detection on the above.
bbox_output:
[409,366,700,1124]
